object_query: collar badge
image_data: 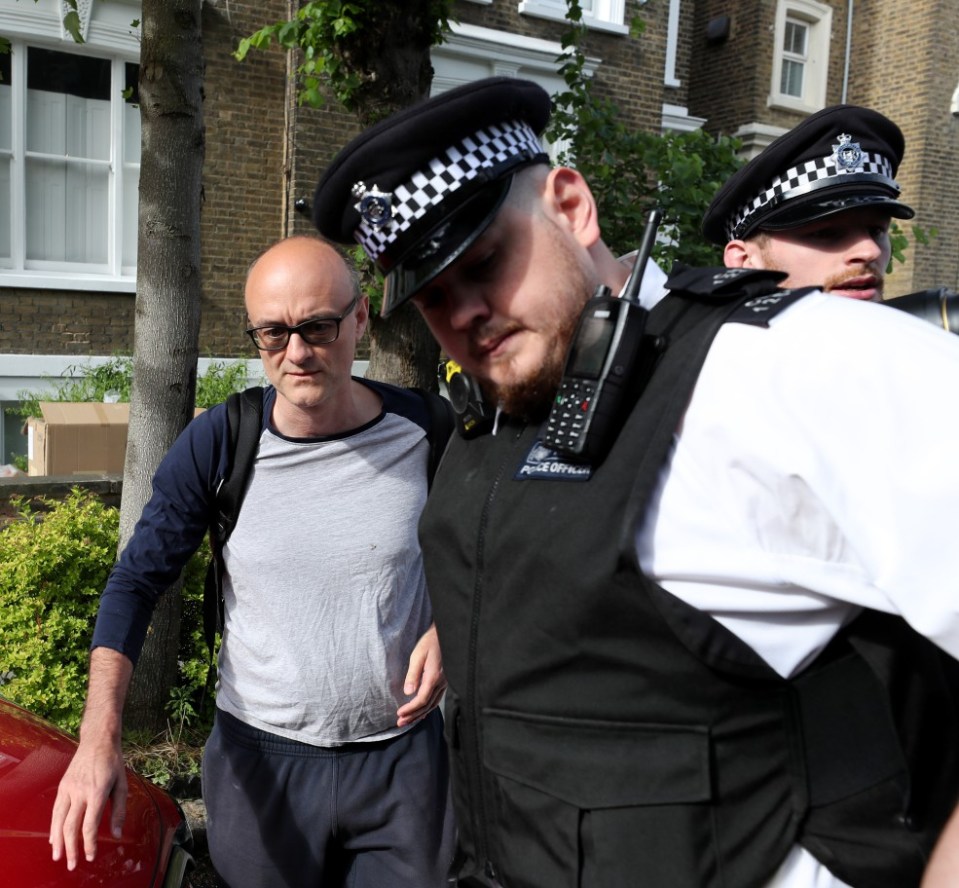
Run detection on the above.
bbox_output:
[352,182,393,228]
[832,133,864,172]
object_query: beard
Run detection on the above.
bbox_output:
[480,234,596,422]
[480,305,582,422]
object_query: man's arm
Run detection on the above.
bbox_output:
[48,406,231,869]
[396,622,447,727]
[49,647,133,870]
[923,804,959,886]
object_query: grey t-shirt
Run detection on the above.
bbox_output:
[217,411,433,746]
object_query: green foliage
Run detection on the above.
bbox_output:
[0,491,118,731]
[61,9,83,44]
[14,0,83,46]
[888,221,939,273]
[126,733,202,789]
[124,683,207,790]
[176,533,218,728]
[236,1,451,111]
[16,357,251,420]
[195,360,253,408]
[235,0,453,110]
[17,358,134,419]
[345,244,384,314]
[548,1,743,268]
[0,490,215,734]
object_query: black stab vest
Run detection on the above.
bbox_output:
[420,283,959,888]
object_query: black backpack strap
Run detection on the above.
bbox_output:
[203,386,264,661]
[413,387,455,488]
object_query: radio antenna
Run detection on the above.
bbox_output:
[621,208,663,306]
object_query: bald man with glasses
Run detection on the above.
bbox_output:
[50,236,455,888]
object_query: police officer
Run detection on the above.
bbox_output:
[703,104,914,302]
[312,78,959,888]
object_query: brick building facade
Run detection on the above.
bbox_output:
[0,0,674,395]
[684,0,959,296]
[2,0,957,443]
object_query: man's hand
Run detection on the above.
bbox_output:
[923,804,959,887]
[49,647,133,870]
[396,622,447,727]
[49,733,128,870]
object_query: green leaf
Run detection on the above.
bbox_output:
[62,10,84,45]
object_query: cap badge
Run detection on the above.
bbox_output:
[352,182,393,228]
[832,133,864,172]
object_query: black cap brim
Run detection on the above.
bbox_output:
[755,192,914,233]
[381,175,515,317]
[701,105,910,244]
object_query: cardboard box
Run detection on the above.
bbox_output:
[27,402,132,476]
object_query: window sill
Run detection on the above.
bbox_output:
[767,93,822,116]
[517,1,629,35]
[0,272,137,294]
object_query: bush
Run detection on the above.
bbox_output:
[195,360,253,409]
[546,9,743,270]
[16,357,253,420]
[0,490,213,733]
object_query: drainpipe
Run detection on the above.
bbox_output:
[841,0,854,103]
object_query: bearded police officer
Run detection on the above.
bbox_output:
[312,77,959,888]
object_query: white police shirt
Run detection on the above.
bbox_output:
[636,290,959,888]
[617,253,670,308]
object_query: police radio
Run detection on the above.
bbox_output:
[439,358,495,438]
[542,208,663,463]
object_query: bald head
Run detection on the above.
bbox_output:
[245,236,359,312]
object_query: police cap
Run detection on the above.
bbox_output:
[702,105,914,245]
[312,77,552,317]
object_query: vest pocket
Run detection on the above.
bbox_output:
[481,707,711,807]
[479,708,716,887]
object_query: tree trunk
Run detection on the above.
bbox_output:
[366,304,440,390]
[334,1,443,388]
[121,0,205,734]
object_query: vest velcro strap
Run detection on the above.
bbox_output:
[793,650,906,807]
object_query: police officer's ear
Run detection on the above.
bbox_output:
[723,238,765,271]
[545,167,602,249]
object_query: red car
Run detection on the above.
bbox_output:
[0,695,194,887]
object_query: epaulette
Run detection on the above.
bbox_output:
[665,264,787,297]
[665,264,816,328]
[724,287,818,327]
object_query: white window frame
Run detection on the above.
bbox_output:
[0,0,141,293]
[769,0,831,114]
[664,0,682,88]
[431,22,600,164]
[780,16,808,97]
[518,0,629,36]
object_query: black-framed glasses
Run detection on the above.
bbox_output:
[246,296,359,351]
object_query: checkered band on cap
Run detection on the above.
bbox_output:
[352,119,545,263]
[727,149,896,241]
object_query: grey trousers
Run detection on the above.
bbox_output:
[202,708,455,888]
